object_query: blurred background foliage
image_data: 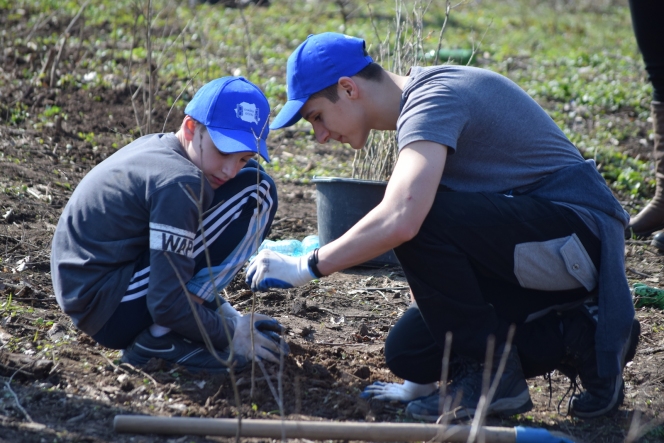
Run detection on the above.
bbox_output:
[0,0,653,198]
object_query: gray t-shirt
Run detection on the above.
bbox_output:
[398,65,599,233]
[51,133,233,349]
[398,65,585,194]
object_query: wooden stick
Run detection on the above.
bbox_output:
[114,416,517,442]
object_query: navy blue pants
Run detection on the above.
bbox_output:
[93,160,277,349]
[387,189,601,383]
[629,0,664,102]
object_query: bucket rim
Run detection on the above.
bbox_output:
[311,176,389,186]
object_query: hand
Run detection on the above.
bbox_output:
[245,249,315,292]
[230,313,290,364]
[360,381,438,402]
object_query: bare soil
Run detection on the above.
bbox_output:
[1,6,663,443]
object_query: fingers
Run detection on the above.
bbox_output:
[361,381,438,402]
[254,318,284,333]
[246,257,269,291]
[245,250,271,290]
[245,261,257,287]
[254,319,290,355]
[256,326,290,356]
[260,329,281,342]
[236,319,289,364]
[252,333,287,363]
[362,384,392,395]
[360,382,404,401]
[245,249,304,292]
[254,346,280,364]
[247,259,269,292]
[360,382,386,397]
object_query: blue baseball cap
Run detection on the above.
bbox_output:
[270,33,373,130]
[185,76,270,162]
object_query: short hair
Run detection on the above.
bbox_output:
[309,61,384,104]
[191,118,207,134]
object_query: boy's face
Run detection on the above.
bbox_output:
[300,90,369,150]
[188,126,255,189]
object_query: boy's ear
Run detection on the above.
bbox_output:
[182,116,197,141]
[338,77,358,99]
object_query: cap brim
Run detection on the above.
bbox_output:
[269,98,308,130]
[208,127,270,163]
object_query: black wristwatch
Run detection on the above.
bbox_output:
[308,248,324,278]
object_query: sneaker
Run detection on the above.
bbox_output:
[406,345,533,421]
[558,304,641,418]
[652,231,664,251]
[121,329,238,374]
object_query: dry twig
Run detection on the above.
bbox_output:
[145,0,153,134]
[49,0,90,88]
[2,364,36,422]
[118,361,159,386]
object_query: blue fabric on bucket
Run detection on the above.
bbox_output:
[515,426,576,443]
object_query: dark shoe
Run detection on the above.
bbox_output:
[627,198,664,238]
[569,379,624,418]
[122,329,236,374]
[558,304,640,418]
[558,304,640,379]
[405,345,533,421]
[652,231,664,251]
[628,101,664,238]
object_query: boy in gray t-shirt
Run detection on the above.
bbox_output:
[51,77,288,373]
[246,33,639,420]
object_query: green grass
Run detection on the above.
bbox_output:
[0,0,653,193]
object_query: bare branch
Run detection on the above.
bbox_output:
[49,0,90,88]
[2,363,36,422]
[146,0,154,134]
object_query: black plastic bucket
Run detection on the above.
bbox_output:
[312,177,400,268]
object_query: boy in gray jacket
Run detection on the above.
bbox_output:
[52,76,288,373]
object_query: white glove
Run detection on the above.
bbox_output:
[360,381,438,402]
[229,313,290,364]
[245,249,315,292]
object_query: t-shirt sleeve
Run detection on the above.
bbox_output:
[397,80,470,153]
[146,181,233,350]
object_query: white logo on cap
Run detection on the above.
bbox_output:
[235,102,260,124]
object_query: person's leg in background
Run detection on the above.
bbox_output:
[626,0,664,238]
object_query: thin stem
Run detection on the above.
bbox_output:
[146,0,153,134]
